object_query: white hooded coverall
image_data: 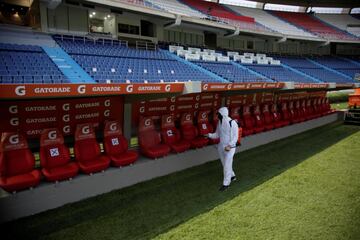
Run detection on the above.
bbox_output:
[208,107,238,186]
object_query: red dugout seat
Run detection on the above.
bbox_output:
[74,124,110,174]
[230,106,244,127]
[253,104,265,133]
[271,103,289,128]
[288,101,301,124]
[103,121,138,167]
[294,100,306,122]
[262,104,274,131]
[138,117,170,158]
[0,133,41,192]
[160,114,190,153]
[242,105,255,136]
[197,111,219,144]
[180,113,209,148]
[306,99,316,120]
[280,102,292,124]
[40,128,79,182]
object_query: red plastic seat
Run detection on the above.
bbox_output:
[103,121,138,167]
[180,113,209,148]
[271,103,289,128]
[288,101,301,124]
[197,111,219,144]
[294,100,306,122]
[253,104,265,133]
[161,115,190,153]
[306,99,316,120]
[262,104,274,131]
[0,133,41,192]
[138,117,171,158]
[40,128,79,182]
[242,105,255,136]
[74,124,110,174]
[280,102,292,124]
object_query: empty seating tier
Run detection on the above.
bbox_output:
[278,56,356,83]
[272,11,358,41]
[0,43,68,84]
[245,64,317,83]
[56,38,220,83]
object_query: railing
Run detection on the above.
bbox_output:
[54,34,128,47]
[136,41,157,50]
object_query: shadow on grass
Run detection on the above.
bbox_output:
[1,122,359,240]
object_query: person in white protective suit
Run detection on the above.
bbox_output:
[206,107,238,191]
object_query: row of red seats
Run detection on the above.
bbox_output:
[138,111,219,159]
[272,11,357,40]
[231,98,333,137]
[0,121,138,192]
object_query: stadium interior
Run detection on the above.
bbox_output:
[0,0,360,230]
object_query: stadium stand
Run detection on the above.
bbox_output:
[244,64,317,83]
[0,43,69,84]
[55,37,221,83]
[181,0,274,33]
[272,11,358,40]
[309,56,359,80]
[315,14,360,37]
[145,0,208,18]
[278,56,356,83]
[226,5,317,38]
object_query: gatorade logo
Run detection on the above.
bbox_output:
[126,85,134,93]
[145,119,151,126]
[15,86,26,96]
[170,105,175,111]
[203,84,209,90]
[167,130,173,136]
[104,110,110,117]
[110,122,117,131]
[82,126,90,134]
[227,84,232,90]
[9,134,19,144]
[165,85,171,92]
[10,118,19,126]
[9,105,18,114]
[170,96,176,103]
[195,103,199,109]
[196,95,200,101]
[63,114,70,122]
[63,126,70,134]
[77,85,86,94]
[201,112,207,119]
[185,114,191,121]
[166,116,172,123]
[104,99,111,107]
[48,130,57,140]
[62,103,70,111]
[139,106,145,113]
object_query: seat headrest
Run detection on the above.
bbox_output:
[40,128,64,147]
[197,111,210,123]
[161,114,175,129]
[104,121,122,137]
[138,117,155,132]
[230,107,240,118]
[0,132,28,152]
[75,123,96,141]
[180,113,193,126]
